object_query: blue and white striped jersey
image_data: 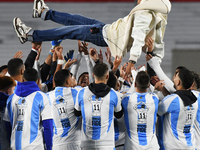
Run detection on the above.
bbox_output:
[158,93,198,150]
[3,91,52,150]
[114,117,126,150]
[122,92,159,150]
[75,87,122,149]
[191,90,200,150]
[47,87,81,149]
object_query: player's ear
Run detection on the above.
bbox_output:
[147,83,150,88]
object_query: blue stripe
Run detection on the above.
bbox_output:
[184,106,193,146]
[92,116,101,140]
[114,118,119,141]
[15,97,26,149]
[167,97,180,140]
[7,94,14,126]
[157,115,165,150]
[30,92,42,143]
[55,87,72,137]
[61,118,71,137]
[137,94,147,146]
[122,96,130,138]
[197,93,200,129]
[53,120,57,135]
[78,89,86,132]
[153,95,159,133]
[15,121,23,149]
[71,89,78,105]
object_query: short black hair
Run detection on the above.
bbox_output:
[54,69,70,87]
[23,68,39,82]
[0,65,7,73]
[77,72,88,83]
[93,63,108,80]
[135,71,150,92]
[191,71,200,89]
[177,67,194,89]
[107,71,117,89]
[7,58,23,77]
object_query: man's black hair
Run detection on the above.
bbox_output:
[191,71,200,89]
[93,63,108,79]
[177,67,194,89]
[54,69,70,87]
[7,58,23,77]
[23,68,39,82]
[77,72,88,83]
[135,71,150,92]
[0,65,7,73]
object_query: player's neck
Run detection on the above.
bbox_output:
[135,87,147,93]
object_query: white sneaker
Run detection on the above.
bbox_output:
[13,17,32,44]
[32,0,49,18]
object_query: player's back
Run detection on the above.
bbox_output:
[4,91,52,150]
[158,94,198,150]
[76,87,122,149]
[48,87,81,150]
[122,92,159,150]
[191,90,200,150]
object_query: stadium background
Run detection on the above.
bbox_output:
[0,0,200,79]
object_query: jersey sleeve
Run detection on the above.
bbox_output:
[75,89,84,111]
[3,95,14,123]
[158,94,176,116]
[113,90,122,113]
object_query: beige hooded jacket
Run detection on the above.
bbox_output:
[105,0,171,62]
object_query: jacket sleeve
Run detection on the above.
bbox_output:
[129,10,153,62]
[70,52,83,79]
[24,50,38,69]
[84,55,94,83]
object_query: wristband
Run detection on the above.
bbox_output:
[118,77,125,83]
[49,51,53,56]
[129,60,136,64]
[57,59,64,65]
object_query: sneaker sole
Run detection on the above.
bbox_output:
[13,17,26,44]
[32,0,42,18]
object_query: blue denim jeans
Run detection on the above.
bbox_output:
[32,9,108,47]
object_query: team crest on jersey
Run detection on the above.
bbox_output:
[54,96,68,119]
[183,105,195,133]
[88,95,103,116]
[133,101,149,133]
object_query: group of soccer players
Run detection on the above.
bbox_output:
[0,0,199,149]
[0,37,199,150]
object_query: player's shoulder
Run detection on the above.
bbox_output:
[162,93,179,102]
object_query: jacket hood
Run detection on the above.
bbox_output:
[15,81,40,97]
[0,92,9,109]
[129,0,171,15]
[89,83,111,98]
[175,90,197,106]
